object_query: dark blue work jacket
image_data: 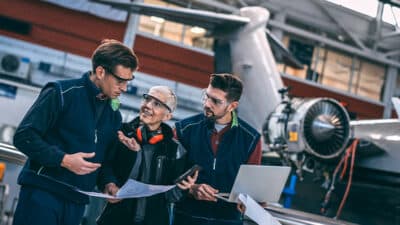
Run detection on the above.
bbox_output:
[175,113,260,221]
[14,72,121,204]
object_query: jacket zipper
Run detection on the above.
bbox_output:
[213,158,216,170]
[37,166,44,175]
[158,157,162,168]
[155,156,164,183]
[94,129,98,144]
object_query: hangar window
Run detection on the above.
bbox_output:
[137,0,213,51]
[280,36,385,101]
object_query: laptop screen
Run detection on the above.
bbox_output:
[217,165,291,203]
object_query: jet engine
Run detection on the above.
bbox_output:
[264,97,351,159]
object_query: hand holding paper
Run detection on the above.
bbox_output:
[238,194,281,225]
[76,179,175,199]
[104,182,121,203]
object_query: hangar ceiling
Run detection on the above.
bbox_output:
[163,0,400,60]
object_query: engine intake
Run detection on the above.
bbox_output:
[264,98,351,159]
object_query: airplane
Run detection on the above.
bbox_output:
[92,1,400,224]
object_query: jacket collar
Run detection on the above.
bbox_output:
[231,111,238,128]
[83,71,102,99]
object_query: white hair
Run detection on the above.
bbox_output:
[148,86,177,112]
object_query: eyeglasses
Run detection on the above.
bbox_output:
[142,94,172,112]
[201,90,227,107]
[103,66,134,85]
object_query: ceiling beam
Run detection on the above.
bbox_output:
[191,0,237,13]
[384,49,400,57]
[268,20,400,68]
[373,2,385,51]
[379,0,400,8]
[381,30,400,39]
[311,0,368,51]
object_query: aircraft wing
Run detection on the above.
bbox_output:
[91,0,249,32]
[353,97,400,143]
[350,119,400,143]
[350,119,400,172]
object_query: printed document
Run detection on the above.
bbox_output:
[238,194,281,225]
[76,179,175,199]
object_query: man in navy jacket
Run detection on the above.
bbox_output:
[174,74,262,225]
[12,39,138,225]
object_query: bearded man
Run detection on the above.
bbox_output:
[173,73,262,225]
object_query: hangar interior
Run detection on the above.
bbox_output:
[0,0,399,120]
[0,0,399,225]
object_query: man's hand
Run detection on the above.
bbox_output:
[236,201,266,213]
[61,152,101,175]
[177,170,198,190]
[189,183,218,202]
[118,131,141,151]
[237,201,246,213]
[104,183,121,203]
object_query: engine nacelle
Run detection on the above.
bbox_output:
[264,98,351,159]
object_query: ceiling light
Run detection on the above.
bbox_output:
[190,26,206,34]
[150,16,165,24]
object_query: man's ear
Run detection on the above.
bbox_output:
[162,112,173,122]
[228,101,239,112]
[94,66,105,80]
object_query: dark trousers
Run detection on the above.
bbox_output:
[13,186,85,225]
[173,210,243,225]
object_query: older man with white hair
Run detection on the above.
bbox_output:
[97,86,196,225]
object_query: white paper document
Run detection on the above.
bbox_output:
[76,179,175,199]
[238,194,281,225]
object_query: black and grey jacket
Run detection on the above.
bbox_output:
[97,117,186,225]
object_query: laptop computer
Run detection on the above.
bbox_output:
[215,165,291,203]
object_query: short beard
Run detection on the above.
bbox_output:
[204,107,226,122]
[206,115,216,123]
